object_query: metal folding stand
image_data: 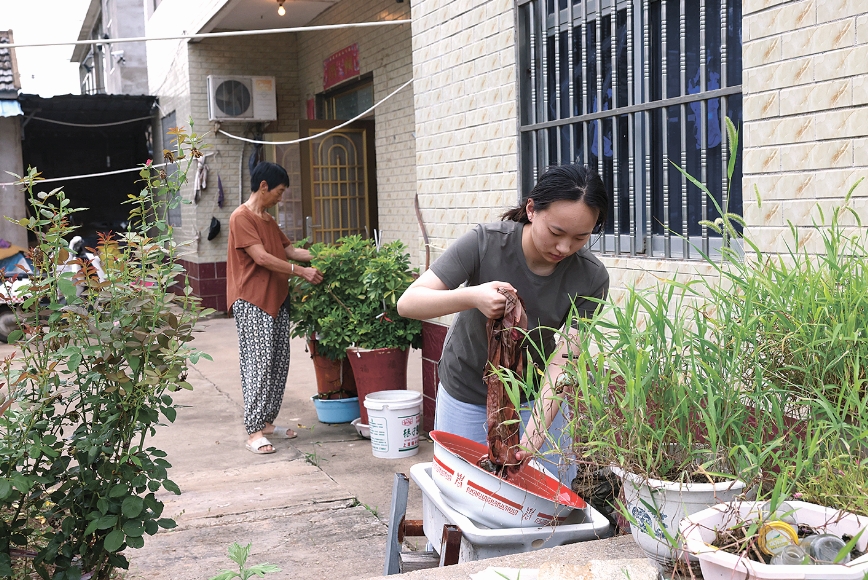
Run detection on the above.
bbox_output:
[384,473,462,575]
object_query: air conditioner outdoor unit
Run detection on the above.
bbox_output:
[207,75,277,122]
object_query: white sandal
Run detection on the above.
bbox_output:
[245,436,275,454]
[268,426,297,439]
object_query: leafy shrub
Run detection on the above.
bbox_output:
[290,235,421,359]
[0,124,212,579]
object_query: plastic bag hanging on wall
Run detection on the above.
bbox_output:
[207,217,221,241]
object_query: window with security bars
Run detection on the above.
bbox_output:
[517,0,742,259]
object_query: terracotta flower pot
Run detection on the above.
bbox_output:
[308,338,356,397]
[346,346,409,424]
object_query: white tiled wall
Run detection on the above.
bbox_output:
[742,0,868,255]
[410,0,520,270]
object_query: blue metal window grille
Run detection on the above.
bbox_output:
[517,0,743,258]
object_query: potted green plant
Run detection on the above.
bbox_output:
[680,423,868,579]
[328,237,421,425]
[292,235,421,425]
[677,193,868,578]
[288,241,358,401]
[553,277,767,568]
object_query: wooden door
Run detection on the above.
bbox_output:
[299,120,377,244]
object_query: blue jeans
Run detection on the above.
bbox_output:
[432,385,578,485]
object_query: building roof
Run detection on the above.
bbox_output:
[0,30,21,99]
[71,0,102,63]
[18,93,156,128]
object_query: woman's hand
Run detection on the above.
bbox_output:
[300,266,323,285]
[473,281,516,319]
[514,431,543,464]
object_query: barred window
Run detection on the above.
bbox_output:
[517,0,743,259]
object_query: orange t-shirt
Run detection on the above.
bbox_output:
[226,205,292,317]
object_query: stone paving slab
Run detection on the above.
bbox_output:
[126,501,388,580]
[363,536,648,580]
[158,458,354,525]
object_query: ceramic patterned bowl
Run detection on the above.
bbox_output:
[429,430,586,529]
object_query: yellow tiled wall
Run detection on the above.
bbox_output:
[742,0,868,255]
[410,0,520,271]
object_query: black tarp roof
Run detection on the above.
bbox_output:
[18,93,156,125]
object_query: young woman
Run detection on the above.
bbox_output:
[397,163,609,465]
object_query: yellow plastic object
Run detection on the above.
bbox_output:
[757,521,799,556]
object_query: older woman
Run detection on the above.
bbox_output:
[227,162,323,454]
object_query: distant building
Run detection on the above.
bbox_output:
[0,30,27,249]
[71,0,148,95]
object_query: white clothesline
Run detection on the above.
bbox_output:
[0,163,169,188]
[217,78,414,145]
[2,20,409,49]
[28,115,154,128]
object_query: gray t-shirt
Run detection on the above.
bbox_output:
[431,220,609,406]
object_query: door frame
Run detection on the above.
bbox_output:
[298,119,378,242]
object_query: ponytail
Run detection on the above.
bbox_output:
[501,206,528,222]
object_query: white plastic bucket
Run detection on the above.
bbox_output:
[363,390,422,459]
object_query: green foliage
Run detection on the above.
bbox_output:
[789,444,868,517]
[514,117,868,503]
[209,542,280,580]
[289,235,421,359]
[0,123,212,579]
[552,277,768,483]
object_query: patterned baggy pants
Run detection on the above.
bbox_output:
[233,299,290,434]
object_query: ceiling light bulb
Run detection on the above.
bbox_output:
[277,2,286,15]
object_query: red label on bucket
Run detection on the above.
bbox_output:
[399,413,419,451]
[433,456,453,482]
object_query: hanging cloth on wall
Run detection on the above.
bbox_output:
[483,287,528,479]
[248,133,264,174]
[207,217,221,241]
[193,154,211,204]
[217,175,225,208]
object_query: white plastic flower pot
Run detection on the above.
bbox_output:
[610,466,749,567]
[680,500,868,580]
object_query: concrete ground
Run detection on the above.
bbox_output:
[122,314,433,579]
[0,314,647,580]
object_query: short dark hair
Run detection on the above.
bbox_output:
[250,161,289,192]
[502,164,608,233]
